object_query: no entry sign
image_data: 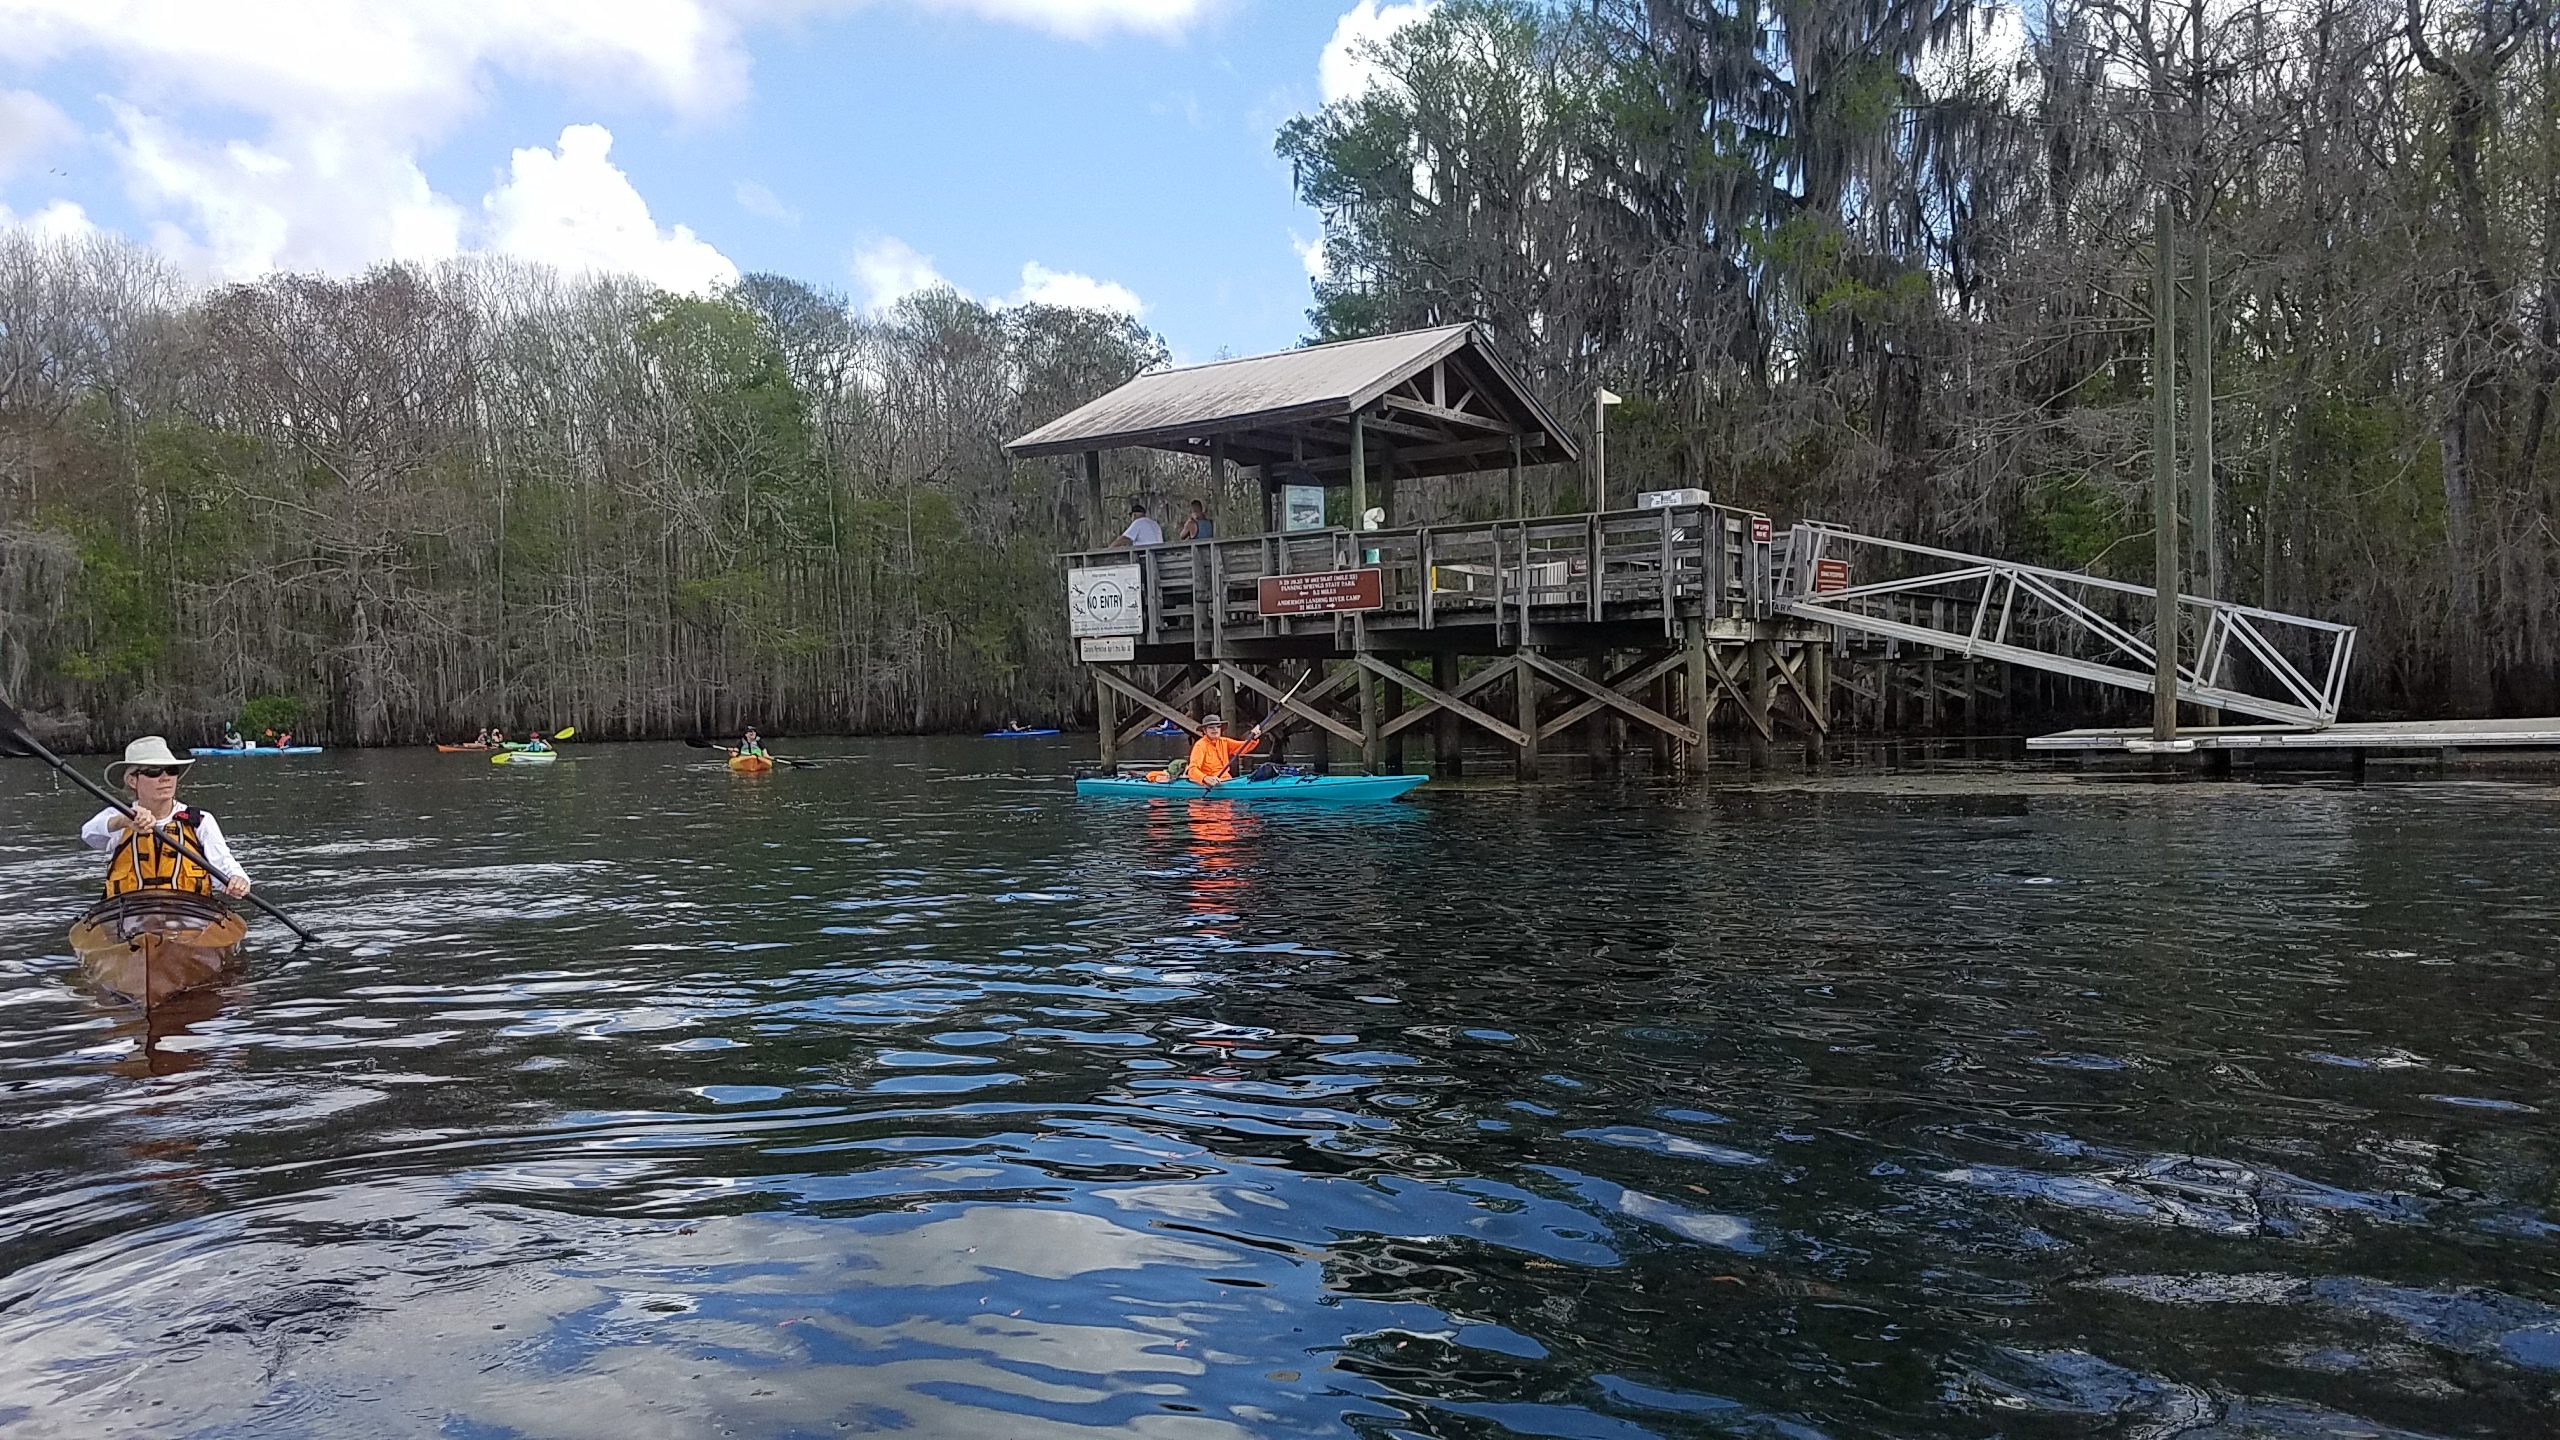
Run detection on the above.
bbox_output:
[1258,568,1384,616]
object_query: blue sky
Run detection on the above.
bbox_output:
[0,1,1435,361]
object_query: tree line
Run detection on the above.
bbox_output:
[1283,0,2560,716]
[0,238,1175,746]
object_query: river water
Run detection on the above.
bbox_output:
[0,741,2554,1438]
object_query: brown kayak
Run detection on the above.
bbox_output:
[69,892,248,1008]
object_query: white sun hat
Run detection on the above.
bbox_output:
[105,735,195,784]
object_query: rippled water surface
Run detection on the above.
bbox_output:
[3,741,2557,1438]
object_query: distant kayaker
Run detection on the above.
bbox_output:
[81,737,252,899]
[1183,714,1265,788]
[739,727,766,757]
[522,731,550,753]
[221,726,244,748]
[473,727,494,747]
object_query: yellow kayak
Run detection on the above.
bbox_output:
[728,753,774,775]
[492,750,557,765]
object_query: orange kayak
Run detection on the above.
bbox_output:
[728,753,774,775]
[435,744,491,752]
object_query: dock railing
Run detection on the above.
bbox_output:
[1066,503,1776,652]
[1778,523,2356,727]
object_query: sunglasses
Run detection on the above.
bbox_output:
[129,767,181,779]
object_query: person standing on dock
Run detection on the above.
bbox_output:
[1179,499,1213,540]
[82,737,253,899]
[1183,715,1265,788]
[1112,502,1163,549]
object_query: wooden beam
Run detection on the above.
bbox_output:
[1096,668,1216,745]
[1535,651,1692,741]
[1379,393,1512,433]
[1363,654,1530,746]
[1520,650,1701,747]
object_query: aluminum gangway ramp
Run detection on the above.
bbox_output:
[1778,524,2357,728]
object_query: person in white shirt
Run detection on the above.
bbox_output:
[81,736,253,899]
[1112,502,1164,548]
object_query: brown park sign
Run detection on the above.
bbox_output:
[1258,568,1384,616]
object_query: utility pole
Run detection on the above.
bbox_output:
[2153,196,2182,742]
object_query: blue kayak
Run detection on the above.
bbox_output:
[1075,773,1427,803]
[985,728,1061,738]
[189,746,322,756]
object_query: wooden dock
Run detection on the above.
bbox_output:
[1064,503,1830,777]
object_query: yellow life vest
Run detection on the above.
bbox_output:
[104,808,216,897]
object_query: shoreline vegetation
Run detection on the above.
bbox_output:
[8,0,2560,747]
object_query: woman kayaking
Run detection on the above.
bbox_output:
[81,737,252,899]
[738,727,766,757]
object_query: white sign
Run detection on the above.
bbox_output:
[1080,636,1135,662]
[1283,484,1327,532]
[1637,487,1712,509]
[1067,564,1144,637]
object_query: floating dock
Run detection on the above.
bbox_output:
[2029,718,2560,756]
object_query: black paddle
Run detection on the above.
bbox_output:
[684,737,819,768]
[0,693,319,946]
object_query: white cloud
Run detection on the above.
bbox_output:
[1318,0,1434,106]
[0,196,97,239]
[0,0,1218,283]
[846,241,1143,318]
[1011,260,1143,316]
[109,101,463,279]
[484,125,736,294]
[1291,231,1327,282]
[908,0,1212,39]
[0,0,745,282]
[850,235,949,312]
[0,88,79,178]
[733,179,798,224]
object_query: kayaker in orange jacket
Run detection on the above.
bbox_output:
[1184,715,1265,787]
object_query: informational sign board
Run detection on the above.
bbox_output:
[1080,635,1135,662]
[1283,484,1327,532]
[1067,564,1144,637]
[1750,515,1774,545]
[1813,558,1852,595]
[1258,568,1384,616]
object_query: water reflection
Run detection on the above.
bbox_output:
[0,744,2554,1437]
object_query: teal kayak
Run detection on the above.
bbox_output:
[189,746,321,756]
[1075,773,1427,803]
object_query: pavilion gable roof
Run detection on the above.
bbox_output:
[1005,323,1578,481]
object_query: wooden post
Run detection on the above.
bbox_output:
[1260,470,1277,535]
[1217,670,1238,732]
[1095,666,1116,767]
[2153,194,2181,742]
[1085,451,1104,545]
[1433,651,1463,777]
[1378,661,1404,773]
[1747,639,1775,767]
[1509,433,1524,519]
[1684,622,1713,779]
[1515,652,1541,779]
[1350,414,1368,532]
[1358,661,1381,773]
[1808,643,1831,753]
